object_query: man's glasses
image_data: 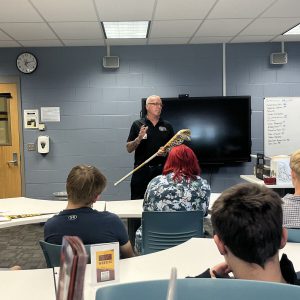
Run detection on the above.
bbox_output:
[148,102,163,107]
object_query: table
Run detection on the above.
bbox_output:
[105,199,143,218]
[0,197,105,229]
[2,238,299,300]
[105,193,221,218]
[240,175,293,189]
[0,268,56,300]
[240,175,294,196]
[55,237,300,299]
[0,193,220,229]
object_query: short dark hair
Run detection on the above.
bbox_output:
[211,183,283,267]
[66,165,107,206]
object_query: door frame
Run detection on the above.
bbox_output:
[0,75,25,196]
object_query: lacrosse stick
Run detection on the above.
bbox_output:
[114,129,191,186]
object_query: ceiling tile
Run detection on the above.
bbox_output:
[190,36,232,44]
[30,0,98,22]
[241,18,300,35]
[262,0,300,17]
[154,0,215,20]
[0,40,20,47]
[208,0,274,18]
[50,22,104,39]
[148,37,189,45]
[230,35,275,43]
[63,39,106,46]
[0,31,12,40]
[20,40,64,47]
[1,0,300,47]
[95,0,155,21]
[151,20,200,38]
[272,35,300,42]
[0,0,43,22]
[0,23,57,40]
[195,19,251,37]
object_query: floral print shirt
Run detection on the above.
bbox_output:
[143,173,210,215]
[135,172,211,254]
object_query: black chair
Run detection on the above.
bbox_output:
[39,240,91,268]
[142,210,203,254]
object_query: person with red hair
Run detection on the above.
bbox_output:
[135,144,211,254]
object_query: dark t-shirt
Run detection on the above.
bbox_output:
[44,207,129,246]
[188,254,300,285]
[127,117,174,166]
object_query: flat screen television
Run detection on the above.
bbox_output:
[141,96,251,164]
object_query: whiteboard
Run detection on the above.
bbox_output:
[264,97,300,157]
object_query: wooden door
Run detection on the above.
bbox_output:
[0,83,22,198]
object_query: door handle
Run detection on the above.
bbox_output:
[7,152,18,166]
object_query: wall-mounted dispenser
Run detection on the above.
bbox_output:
[37,135,49,154]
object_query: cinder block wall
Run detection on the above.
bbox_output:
[0,42,300,199]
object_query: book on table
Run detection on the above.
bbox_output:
[56,236,88,300]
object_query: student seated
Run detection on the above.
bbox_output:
[283,149,300,228]
[193,183,300,285]
[44,164,135,258]
[135,144,211,254]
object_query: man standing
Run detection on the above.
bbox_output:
[126,95,174,248]
[127,95,174,200]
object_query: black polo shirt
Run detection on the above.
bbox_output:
[127,117,174,166]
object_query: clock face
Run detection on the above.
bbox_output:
[16,52,38,74]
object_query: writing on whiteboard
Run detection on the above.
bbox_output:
[264,97,300,157]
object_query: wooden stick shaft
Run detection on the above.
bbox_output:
[6,212,56,219]
[114,152,158,186]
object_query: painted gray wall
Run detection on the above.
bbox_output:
[0,43,300,200]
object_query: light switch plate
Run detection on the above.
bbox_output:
[27,143,36,151]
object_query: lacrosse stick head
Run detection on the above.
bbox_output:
[164,129,191,152]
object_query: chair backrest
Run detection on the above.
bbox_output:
[95,278,300,300]
[142,210,203,254]
[287,228,300,243]
[39,240,91,268]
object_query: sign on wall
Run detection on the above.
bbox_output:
[24,109,39,129]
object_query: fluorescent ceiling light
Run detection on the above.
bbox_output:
[283,23,300,35]
[102,21,150,39]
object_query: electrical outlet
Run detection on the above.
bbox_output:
[27,143,36,151]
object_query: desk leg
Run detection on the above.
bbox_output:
[127,218,141,249]
[52,268,57,295]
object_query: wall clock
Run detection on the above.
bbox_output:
[16,52,38,74]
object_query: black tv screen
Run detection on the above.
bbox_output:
[141,96,251,164]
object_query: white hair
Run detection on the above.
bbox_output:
[146,95,161,105]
